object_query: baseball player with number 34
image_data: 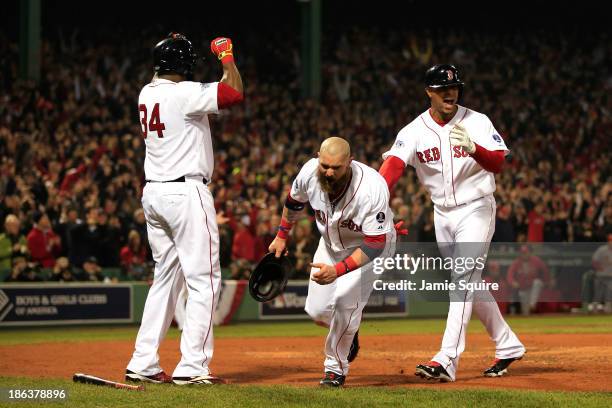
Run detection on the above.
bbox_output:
[380,64,526,382]
[125,33,243,385]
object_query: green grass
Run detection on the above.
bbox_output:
[1,316,611,407]
[0,378,610,408]
[0,315,610,346]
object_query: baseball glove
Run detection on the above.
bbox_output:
[248,252,292,302]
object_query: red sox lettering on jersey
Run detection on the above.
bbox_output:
[383,105,509,207]
[383,103,525,382]
[290,157,397,378]
[381,64,525,383]
[315,210,363,233]
[291,158,394,253]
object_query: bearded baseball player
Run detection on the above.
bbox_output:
[379,64,525,382]
[269,137,397,387]
[125,33,243,385]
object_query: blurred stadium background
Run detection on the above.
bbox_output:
[0,0,610,328]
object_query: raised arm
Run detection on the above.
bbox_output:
[210,37,244,108]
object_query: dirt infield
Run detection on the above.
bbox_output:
[1,333,611,391]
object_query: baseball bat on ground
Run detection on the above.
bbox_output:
[72,373,144,391]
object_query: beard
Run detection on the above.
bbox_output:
[318,169,351,195]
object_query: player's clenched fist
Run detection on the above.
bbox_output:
[210,37,234,64]
[310,263,338,285]
[449,124,476,154]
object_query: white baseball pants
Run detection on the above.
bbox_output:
[305,232,396,376]
[431,194,525,381]
[127,179,221,377]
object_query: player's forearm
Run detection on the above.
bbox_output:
[334,249,368,277]
[379,156,405,191]
[334,234,386,276]
[470,143,505,173]
[280,206,296,226]
[220,62,243,94]
[218,64,244,108]
[211,37,243,107]
[276,196,306,239]
[276,210,298,239]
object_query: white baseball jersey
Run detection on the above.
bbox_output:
[138,78,219,182]
[290,158,394,253]
[296,158,398,377]
[384,106,524,381]
[129,76,224,379]
[382,105,509,207]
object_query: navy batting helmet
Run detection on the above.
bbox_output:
[425,64,464,89]
[425,64,464,101]
[249,253,292,302]
[153,32,197,78]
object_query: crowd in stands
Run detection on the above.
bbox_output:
[0,24,610,302]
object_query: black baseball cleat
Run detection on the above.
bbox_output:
[347,330,360,363]
[483,356,523,377]
[319,371,345,387]
[415,361,452,382]
[125,369,172,384]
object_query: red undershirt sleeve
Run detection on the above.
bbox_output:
[363,234,386,248]
[471,143,505,173]
[217,82,244,109]
[379,156,405,191]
